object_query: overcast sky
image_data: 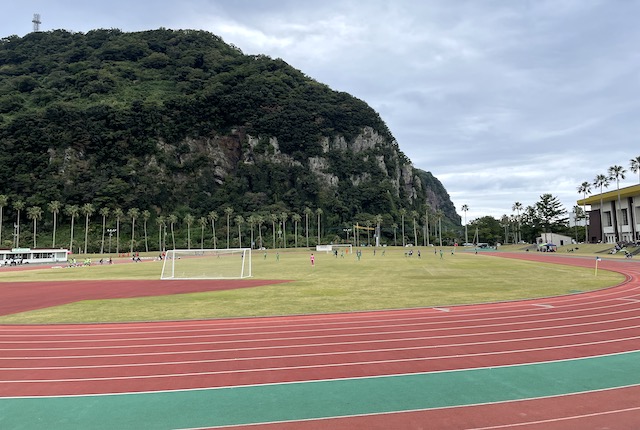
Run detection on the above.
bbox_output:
[3,0,640,221]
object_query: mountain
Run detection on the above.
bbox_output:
[0,28,459,246]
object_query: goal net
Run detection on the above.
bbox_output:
[160,248,252,280]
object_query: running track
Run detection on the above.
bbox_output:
[1,253,640,429]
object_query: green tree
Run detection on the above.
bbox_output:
[48,200,62,248]
[630,155,640,183]
[316,208,323,244]
[65,204,79,253]
[256,214,264,249]
[235,215,245,248]
[208,211,218,249]
[577,181,591,243]
[224,207,234,249]
[292,213,301,248]
[99,207,110,254]
[184,213,194,249]
[535,194,568,233]
[280,211,288,248]
[247,214,257,249]
[270,213,279,249]
[608,165,626,242]
[13,199,24,248]
[128,208,140,253]
[392,223,398,246]
[113,208,124,254]
[304,207,312,247]
[26,206,43,248]
[512,202,522,244]
[81,203,95,254]
[0,195,7,246]
[142,210,151,252]
[593,174,610,242]
[198,216,207,249]
[168,214,177,250]
[411,210,419,246]
[156,215,166,252]
[399,208,407,247]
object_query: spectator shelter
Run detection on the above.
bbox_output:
[0,248,68,265]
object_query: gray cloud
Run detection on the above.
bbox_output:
[3,0,639,220]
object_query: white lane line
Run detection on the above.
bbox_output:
[2,337,639,384]
[2,324,640,366]
[2,313,640,351]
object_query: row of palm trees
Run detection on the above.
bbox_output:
[577,156,640,243]
[0,194,451,253]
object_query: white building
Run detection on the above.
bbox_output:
[577,184,640,244]
[537,232,573,247]
[0,248,68,265]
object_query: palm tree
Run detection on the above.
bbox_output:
[292,213,301,248]
[303,207,312,247]
[392,223,398,246]
[411,210,419,246]
[608,165,627,242]
[208,211,218,249]
[81,203,95,254]
[113,207,124,254]
[98,207,109,254]
[280,212,288,248]
[224,207,234,249]
[48,200,62,248]
[631,155,640,183]
[435,210,444,246]
[399,208,407,247]
[184,213,194,249]
[65,204,79,253]
[168,214,177,250]
[13,199,24,248]
[0,194,7,246]
[247,214,256,249]
[316,208,324,244]
[424,204,431,246]
[235,215,244,247]
[593,174,610,242]
[128,208,140,254]
[156,215,166,252]
[512,202,522,244]
[198,216,207,250]
[461,204,469,244]
[142,210,151,253]
[256,214,264,249]
[577,181,592,243]
[26,206,43,248]
[270,213,279,249]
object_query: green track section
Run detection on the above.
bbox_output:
[2,351,639,429]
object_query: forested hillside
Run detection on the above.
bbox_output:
[0,28,459,250]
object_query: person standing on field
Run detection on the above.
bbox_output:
[310,253,315,266]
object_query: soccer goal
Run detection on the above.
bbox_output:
[316,244,353,254]
[160,248,252,280]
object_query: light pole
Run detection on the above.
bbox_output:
[107,228,117,254]
[343,228,351,243]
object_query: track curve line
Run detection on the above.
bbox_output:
[1,252,639,429]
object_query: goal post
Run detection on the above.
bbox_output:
[160,248,252,280]
[316,244,353,254]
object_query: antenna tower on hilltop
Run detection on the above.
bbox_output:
[32,13,41,32]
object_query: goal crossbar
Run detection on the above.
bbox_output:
[160,248,252,280]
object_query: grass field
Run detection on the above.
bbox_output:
[0,246,625,324]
